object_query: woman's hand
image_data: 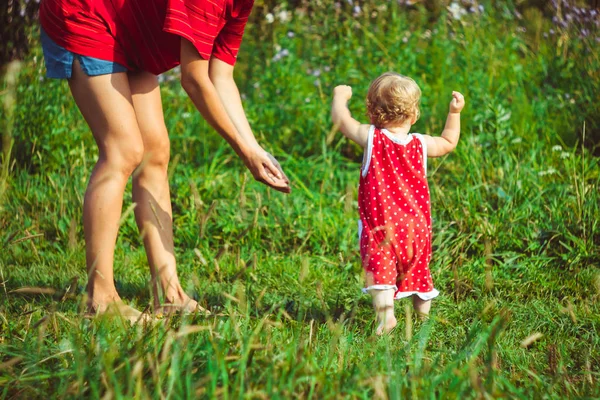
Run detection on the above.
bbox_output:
[241,146,291,193]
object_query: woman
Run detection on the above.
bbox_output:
[39,0,290,321]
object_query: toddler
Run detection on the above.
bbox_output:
[331,72,465,335]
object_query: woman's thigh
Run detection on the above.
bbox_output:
[68,59,144,166]
[127,71,170,164]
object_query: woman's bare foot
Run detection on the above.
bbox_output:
[87,301,152,324]
[155,292,210,317]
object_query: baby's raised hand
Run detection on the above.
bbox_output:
[333,85,353,101]
[449,91,465,114]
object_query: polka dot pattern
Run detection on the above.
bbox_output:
[358,128,435,298]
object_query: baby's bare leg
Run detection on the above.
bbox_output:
[370,289,397,335]
[413,296,431,319]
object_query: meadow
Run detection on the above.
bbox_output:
[1,0,599,398]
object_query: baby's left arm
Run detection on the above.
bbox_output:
[331,85,370,148]
[422,91,465,157]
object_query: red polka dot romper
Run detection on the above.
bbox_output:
[358,126,439,300]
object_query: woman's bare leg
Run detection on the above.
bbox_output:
[68,60,145,318]
[127,71,200,313]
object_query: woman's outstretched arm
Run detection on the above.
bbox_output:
[179,39,290,193]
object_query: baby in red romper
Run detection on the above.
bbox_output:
[331,72,465,335]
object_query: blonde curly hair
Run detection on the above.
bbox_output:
[366,72,421,128]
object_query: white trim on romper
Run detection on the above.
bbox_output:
[412,133,428,174]
[362,286,440,301]
[394,288,439,301]
[380,128,414,145]
[363,285,397,292]
[361,125,376,177]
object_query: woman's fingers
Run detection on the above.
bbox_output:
[266,153,290,184]
[259,172,291,193]
[263,156,282,180]
[245,149,291,193]
[255,163,290,193]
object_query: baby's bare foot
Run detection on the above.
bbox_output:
[416,311,430,321]
[376,315,398,336]
[371,289,396,335]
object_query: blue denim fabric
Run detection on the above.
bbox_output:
[41,29,128,79]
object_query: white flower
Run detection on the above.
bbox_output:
[182,112,191,119]
[272,48,289,62]
[560,152,570,159]
[538,168,557,176]
[448,3,467,20]
[552,145,562,152]
[265,13,274,23]
[278,10,290,22]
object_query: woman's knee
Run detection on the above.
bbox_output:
[142,130,171,170]
[100,139,145,177]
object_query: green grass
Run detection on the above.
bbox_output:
[1,1,599,398]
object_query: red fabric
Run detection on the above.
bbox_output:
[39,0,254,75]
[358,128,435,297]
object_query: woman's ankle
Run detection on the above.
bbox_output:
[87,290,122,311]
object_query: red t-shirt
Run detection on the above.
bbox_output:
[39,0,254,75]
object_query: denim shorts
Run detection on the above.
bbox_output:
[41,29,128,79]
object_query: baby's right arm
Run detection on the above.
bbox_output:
[331,85,370,148]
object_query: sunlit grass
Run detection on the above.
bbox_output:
[1,1,599,398]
